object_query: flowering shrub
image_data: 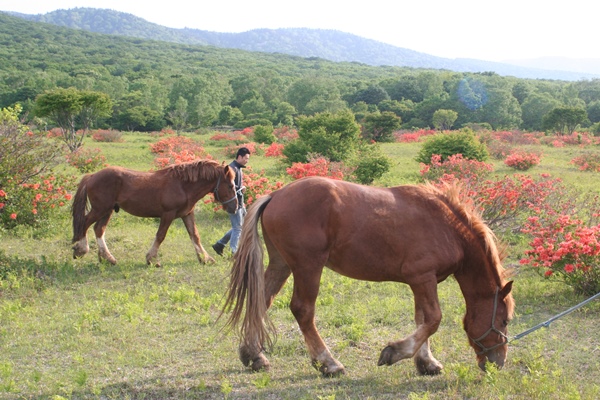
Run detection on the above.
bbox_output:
[91,129,123,143]
[487,141,514,159]
[420,154,494,186]
[571,152,600,172]
[487,130,543,145]
[521,210,600,296]
[396,133,420,143]
[0,174,76,230]
[154,149,214,168]
[158,128,176,136]
[66,147,107,173]
[150,136,203,155]
[210,127,253,143]
[504,151,542,171]
[242,168,284,205]
[150,136,211,167]
[559,132,597,146]
[46,127,63,138]
[264,142,284,157]
[475,174,562,233]
[422,152,562,235]
[286,156,346,180]
[272,126,298,142]
[540,132,600,147]
[394,129,436,143]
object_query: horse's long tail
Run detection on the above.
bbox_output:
[222,194,274,351]
[71,174,91,243]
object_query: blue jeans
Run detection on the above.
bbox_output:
[217,207,246,253]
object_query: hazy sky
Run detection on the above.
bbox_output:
[1,0,597,62]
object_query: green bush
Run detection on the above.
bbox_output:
[283,110,360,164]
[353,144,391,184]
[415,128,488,164]
[253,123,276,144]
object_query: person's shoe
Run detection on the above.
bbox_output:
[212,242,224,256]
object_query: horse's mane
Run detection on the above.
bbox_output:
[163,159,223,182]
[424,182,510,285]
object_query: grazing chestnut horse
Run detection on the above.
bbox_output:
[72,159,237,266]
[223,177,514,376]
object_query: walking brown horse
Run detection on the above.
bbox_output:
[72,159,237,266]
[223,177,514,376]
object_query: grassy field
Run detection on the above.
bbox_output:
[1,132,599,399]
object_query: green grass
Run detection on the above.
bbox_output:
[1,132,599,399]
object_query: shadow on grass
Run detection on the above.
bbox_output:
[26,367,457,400]
[0,248,157,291]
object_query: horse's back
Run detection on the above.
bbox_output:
[261,177,463,282]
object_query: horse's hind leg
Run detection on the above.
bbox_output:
[146,213,175,267]
[290,265,345,377]
[72,235,90,258]
[181,213,214,264]
[72,209,101,259]
[414,338,443,375]
[72,212,96,258]
[93,211,117,265]
[378,279,442,374]
[239,245,291,372]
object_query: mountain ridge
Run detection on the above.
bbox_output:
[6,7,600,81]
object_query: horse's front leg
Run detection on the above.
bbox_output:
[181,212,214,264]
[378,279,443,374]
[146,213,175,267]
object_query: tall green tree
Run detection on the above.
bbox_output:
[34,87,112,151]
[286,76,343,115]
[353,85,390,105]
[167,96,189,132]
[542,106,588,134]
[475,88,522,130]
[521,92,561,131]
[432,109,458,130]
[362,111,402,142]
[586,100,600,124]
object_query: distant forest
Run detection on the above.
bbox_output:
[2,11,600,133]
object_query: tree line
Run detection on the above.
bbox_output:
[2,12,600,136]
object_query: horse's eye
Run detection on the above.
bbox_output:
[502,320,509,327]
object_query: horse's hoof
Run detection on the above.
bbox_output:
[378,345,400,366]
[99,255,117,265]
[320,364,345,377]
[72,245,89,258]
[147,259,162,268]
[239,346,269,371]
[239,346,253,366]
[312,359,345,377]
[415,357,443,375]
[251,358,270,372]
[204,256,216,264]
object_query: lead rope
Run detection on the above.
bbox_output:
[509,290,600,343]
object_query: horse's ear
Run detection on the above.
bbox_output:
[500,281,513,298]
